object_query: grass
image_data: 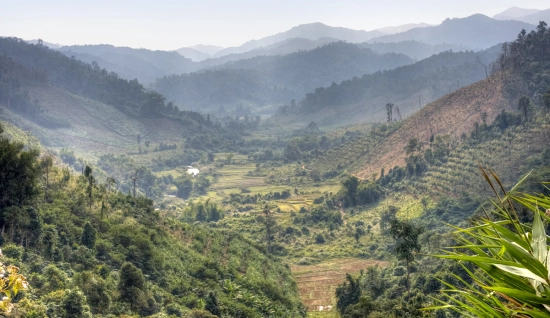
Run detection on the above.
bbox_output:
[0,118,41,149]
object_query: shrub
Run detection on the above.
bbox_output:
[315,234,325,244]
[393,266,406,276]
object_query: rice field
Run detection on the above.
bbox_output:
[291,258,388,312]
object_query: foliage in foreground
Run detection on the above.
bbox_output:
[429,168,550,317]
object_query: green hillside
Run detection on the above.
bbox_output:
[166,23,550,316]
[0,122,305,317]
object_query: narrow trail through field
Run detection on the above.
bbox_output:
[339,202,347,225]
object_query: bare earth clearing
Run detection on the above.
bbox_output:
[354,77,512,178]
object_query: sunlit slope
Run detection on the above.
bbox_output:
[311,76,513,178]
[1,84,185,158]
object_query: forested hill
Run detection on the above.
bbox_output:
[272,45,501,127]
[0,37,173,118]
[369,14,534,49]
[59,44,198,85]
[0,38,245,154]
[0,123,306,317]
[154,42,413,114]
[360,41,473,61]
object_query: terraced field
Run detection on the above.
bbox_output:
[291,258,388,312]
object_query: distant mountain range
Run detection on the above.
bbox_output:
[154,42,414,114]
[176,44,225,62]
[272,45,502,127]
[493,6,541,20]
[368,14,535,49]
[59,44,198,84]
[376,23,432,34]
[57,38,477,88]
[175,47,211,62]
[196,37,338,68]
[210,23,385,58]
[510,9,550,25]
[190,44,225,55]
[493,6,550,25]
[36,12,541,113]
[176,22,430,61]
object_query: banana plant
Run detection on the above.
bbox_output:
[0,263,29,313]
[426,168,550,317]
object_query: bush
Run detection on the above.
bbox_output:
[315,234,326,244]
[393,266,406,276]
[313,196,325,204]
[2,244,23,260]
[62,288,92,318]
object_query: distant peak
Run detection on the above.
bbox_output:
[291,22,330,29]
[297,22,327,26]
[442,14,491,24]
[493,6,541,20]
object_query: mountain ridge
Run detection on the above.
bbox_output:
[154,42,414,114]
[493,6,541,20]
[212,22,386,57]
[512,8,550,25]
[368,14,535,49]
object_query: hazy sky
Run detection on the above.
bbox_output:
[2,0,548,50]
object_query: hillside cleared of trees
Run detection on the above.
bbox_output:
[355,76,512,178]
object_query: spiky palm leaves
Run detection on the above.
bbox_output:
[427,168,550,317]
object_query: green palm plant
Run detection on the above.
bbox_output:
[426,168,550,317]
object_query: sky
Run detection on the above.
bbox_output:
[2,0,549,50]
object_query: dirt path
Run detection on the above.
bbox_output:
[339,202,347,225]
